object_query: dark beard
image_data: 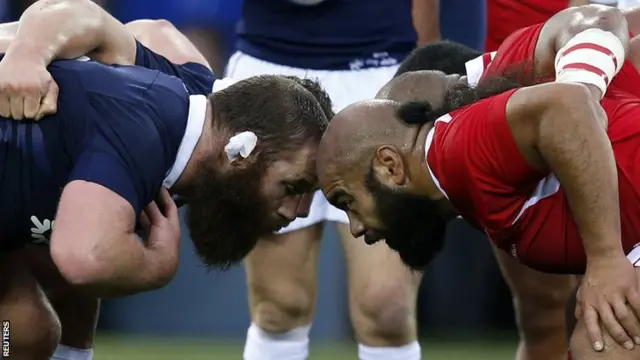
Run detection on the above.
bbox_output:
[185,163,276,270]
[365,169,448,272]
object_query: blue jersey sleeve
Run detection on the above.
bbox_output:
[65,62,190,214]
[134,40,215,95]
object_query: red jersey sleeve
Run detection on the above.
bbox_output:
[482,23,546,84]
[427,89,547,240]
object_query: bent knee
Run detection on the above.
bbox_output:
[353,284,416,344]
[251,286,315,333]
[570,317,640,360]
[513,280,574,338]
[0,280,61,358]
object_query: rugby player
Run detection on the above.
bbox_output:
[393,4,640,359]
[390,42,578,360]
[0,1,331,359]
[318,7,637,356]
[227,1,437,359]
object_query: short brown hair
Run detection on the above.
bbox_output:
[212,75,330,161]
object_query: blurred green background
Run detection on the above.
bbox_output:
[95,334,518,360]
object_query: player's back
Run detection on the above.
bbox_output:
[476,22,640,99]
[237,0,416,70]
[0,57,190,249]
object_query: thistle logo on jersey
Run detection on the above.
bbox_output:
[30,216,55,244]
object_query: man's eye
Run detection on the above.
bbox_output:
[285,184,297,195]
[337,201,352,210]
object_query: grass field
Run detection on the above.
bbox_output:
[93,334,518,360]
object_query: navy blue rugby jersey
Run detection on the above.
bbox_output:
[237,0,417,70]
[134,41,215,94]
[0,44,214,248]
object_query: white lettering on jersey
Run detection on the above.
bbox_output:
[465,51,496,88]
[30,215,55,244]
[289,0,326,5]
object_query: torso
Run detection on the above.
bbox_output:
[0,56,196,248]
[426,91,640,274]
[236,0,417,70]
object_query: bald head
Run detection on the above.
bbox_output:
[317,99,416,182]
[376,70,466,107]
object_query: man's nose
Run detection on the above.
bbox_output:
[349,217,365,238]
[296,192,313,218]
[278,195,301,221]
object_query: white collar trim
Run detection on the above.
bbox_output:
[424,115,451,199]
[163,95,207,188]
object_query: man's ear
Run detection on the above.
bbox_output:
[229,149,260,169]
[373,145,406,186]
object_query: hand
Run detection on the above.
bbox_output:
[577,254,640,351]
[138,188,180,250]
[0,54,58,120]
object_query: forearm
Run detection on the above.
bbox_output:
[412,0,440,46]
[74,233,175,298]
[536,87,622,260]
[6,0,134,65]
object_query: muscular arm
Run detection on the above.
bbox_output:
[506,82,623,261]
[412,0,440,46]
[533,5,629,82]
[4,0,210,69]
[50,181,176,298]
[6,0,136,65]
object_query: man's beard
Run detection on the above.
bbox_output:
[365,170,448,272]
[186,163,278,270]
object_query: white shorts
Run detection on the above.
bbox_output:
[225,51,399,233]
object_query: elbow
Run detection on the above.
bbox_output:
[549,83,595,107]
[539,83,604,129]
[50,243,106,287]
[562,5,627,43]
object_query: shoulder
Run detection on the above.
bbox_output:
[504,82,592,123]
[133,41,215,95]
[483,23,545,80]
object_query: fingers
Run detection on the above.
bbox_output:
[23,93,42,120]
[137,211,151,229]
[613,298,640,347]
[143,200,162,223]
[36,82,58,120]
[9,94,24,120]
[0,96,10,118]
[599,301,634,350]
[628,291,640,344]
[584,306,605,351]
[156,188,178,222]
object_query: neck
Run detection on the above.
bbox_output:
[406,122,445,201]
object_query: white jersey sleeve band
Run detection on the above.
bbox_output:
[627,244,640,267]
[554,28,625,98]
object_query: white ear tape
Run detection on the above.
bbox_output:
[224,131,258,161]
